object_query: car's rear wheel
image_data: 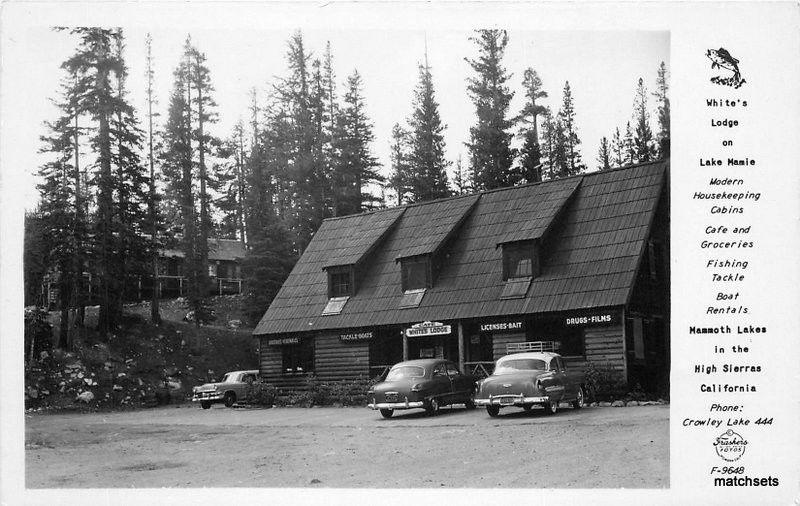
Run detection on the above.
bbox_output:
[200,401,211,410]
[486,405,500,417]
[572,387,585,409]
[543,401,558,415]
[425,398,440,416]
[223,392,236,408]
[379,408,394,419]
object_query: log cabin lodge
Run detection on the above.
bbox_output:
[253,160,669,393]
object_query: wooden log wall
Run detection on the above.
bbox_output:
[492,332,526,360]
[314,333,370,381]
[583,324,626,381]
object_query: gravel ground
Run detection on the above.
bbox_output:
[25,403,668,489]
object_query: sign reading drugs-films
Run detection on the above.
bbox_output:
[338,330,373,343]
[405,321,451,338]
[267,336,300,346]
[564,313,619,327]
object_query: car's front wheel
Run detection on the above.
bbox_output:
[425,398,440,416]
[379,408,394,419]
[486,405,500,417]
[200,401,211,410]
[543,401,558,415]
[223,392,236,408]
[572,387,585,409]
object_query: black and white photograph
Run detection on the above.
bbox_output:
[2,2,798,505]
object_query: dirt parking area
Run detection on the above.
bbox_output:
[26,403,668,489]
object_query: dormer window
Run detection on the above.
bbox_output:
[502,240,540,280]
[401,256,430,291]
[327,266,353,298]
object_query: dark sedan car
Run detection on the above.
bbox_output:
[367,359,477,418]
[475,352,585,417]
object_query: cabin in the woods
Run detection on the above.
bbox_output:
[42,237,246,308]
[253,160,670,393]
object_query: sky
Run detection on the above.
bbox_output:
[7,27,669,210]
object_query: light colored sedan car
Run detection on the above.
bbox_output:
[192,370,259,409]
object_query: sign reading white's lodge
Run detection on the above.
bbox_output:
[405,321,452,338]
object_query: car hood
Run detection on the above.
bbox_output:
[195,382,223,391]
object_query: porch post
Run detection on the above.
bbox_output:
[457,321,465,373]
[402,329,409,361]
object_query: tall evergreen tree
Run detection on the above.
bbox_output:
[144,32,162,325]
[332,70,382,214]
[597,137,611,171]
[388,122,411,206]
[624,121,635,164]
[558,81,585,175]
[406,59,450,202]
[465,29,516,190]
[611,127,625,167]
[517,68,548,184]
[653,62,670,158]
[633,77,655,162]
[452,154,472,195]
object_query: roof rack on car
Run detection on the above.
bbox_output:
[506,341,560,354]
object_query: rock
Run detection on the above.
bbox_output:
[611,400,625,407]
[84,378,96,386]
[227,319,242,329]
[113,385,123,391]
[640,401,655,406]
[627,400,640,406]
[180,339,186,347]
[589,402,597,407]
[77,372,84,379]
[76,391,95,403]
[310,478,321,485]
[117,373,126,378]
[27,387,39,399]
[599,402,612,407]
[39,351,50,360]
[41,390,50,396]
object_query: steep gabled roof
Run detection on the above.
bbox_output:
[320,207,405,269]
[254,161,667,336]
[393,194,480,261]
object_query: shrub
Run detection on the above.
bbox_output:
[246,381,280,407]
[584,362,627,401]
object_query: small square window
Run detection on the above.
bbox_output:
[401,256,430,291]
[327,267,353,298]
[502,241,539,280]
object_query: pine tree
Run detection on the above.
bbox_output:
[332,70,382,214]
[406,58,450,203]
[633,77,655,163]
[558,81,585,175]
[624,121,635,164]
[388,122,411,206]
[517,68,548,184]
[597,137,611,171]
[465,29,516,190]
[611,127,625,167]
[145,33,162,325]
[452,154,472,195]
[653,62,670,158]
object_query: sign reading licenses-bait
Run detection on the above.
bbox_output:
[267,336,301,346]
[339,331,373,343]
[480,321,525,332]
[405,321,451,338]
[564,313,618,327]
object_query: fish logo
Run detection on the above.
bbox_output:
[706,48,746,88]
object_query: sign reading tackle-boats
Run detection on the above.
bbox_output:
[405,321,452,338]
[339,330,374,343]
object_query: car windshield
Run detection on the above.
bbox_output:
[219,373,232,383]
[386,365,425,381]
[494,359,547,374]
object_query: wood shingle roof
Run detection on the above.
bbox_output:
[253,160,667,336]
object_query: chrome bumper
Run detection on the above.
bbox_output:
[192,392,223,401]
[475,394,548,406]
[367,401,424,410]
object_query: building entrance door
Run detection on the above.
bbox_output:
[408,336,458,362]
